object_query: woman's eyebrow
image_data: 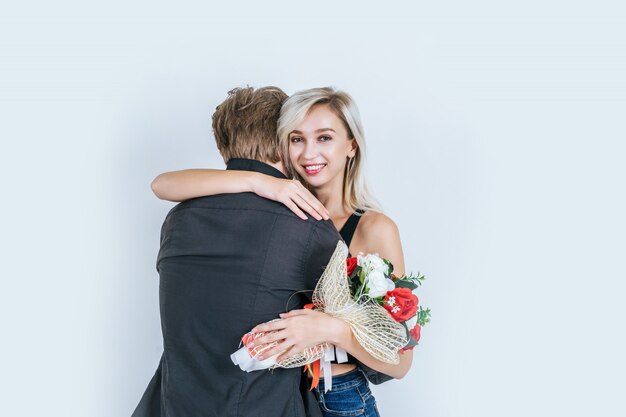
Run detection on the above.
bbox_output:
[290,128,336,134]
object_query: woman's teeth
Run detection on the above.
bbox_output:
[303,164,326,174]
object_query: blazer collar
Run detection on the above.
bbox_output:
[226,158,288,179]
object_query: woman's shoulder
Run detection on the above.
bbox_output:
[359,210,400,235]
[356,210,401,250]
[353,210,405,272]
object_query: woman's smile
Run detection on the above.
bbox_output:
[302,163,327,175]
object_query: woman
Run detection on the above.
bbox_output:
[152,87,413,416]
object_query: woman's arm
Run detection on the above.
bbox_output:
[152,169,261,201]
[151,169,329,220]
[253,309,413,379]
[251,215,414,379]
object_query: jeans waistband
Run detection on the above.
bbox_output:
[317,367,366,391]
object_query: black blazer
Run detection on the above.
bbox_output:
[132,159,341,417]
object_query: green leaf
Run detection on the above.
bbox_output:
[394,279,418,290]
[416,305,432,326]
[384,259,394,276]
[392,272,426,290]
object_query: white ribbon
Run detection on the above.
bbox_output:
[231,343,351,393]
[318,345,350,392]
[320,347,335,392]
[335,346,349,364]
[230,346,278,372]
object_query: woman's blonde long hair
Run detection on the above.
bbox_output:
[277,87,381,213]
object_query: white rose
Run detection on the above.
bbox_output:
[366,270,389,298]
[359,254,389,275]
[369,254,387,271]
[386,278,395,292]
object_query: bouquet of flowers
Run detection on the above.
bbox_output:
[347,253,431,352]
[231,241,431,388]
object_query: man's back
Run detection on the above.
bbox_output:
[133,164,340,417]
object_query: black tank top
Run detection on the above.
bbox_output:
[339,209,365,254]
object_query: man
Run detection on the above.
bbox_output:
[132,87,340,417]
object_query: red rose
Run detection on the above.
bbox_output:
[346,257,358,276]
[383,288,418,322]
[409,323,421,343]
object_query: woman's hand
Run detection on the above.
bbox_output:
[249,307,413,379]
[249,309,349,362]
[250,176,330,221]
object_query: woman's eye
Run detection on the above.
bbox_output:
[319,135,332,142]
[290,137,303,143]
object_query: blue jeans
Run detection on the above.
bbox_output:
[315,368,380,417]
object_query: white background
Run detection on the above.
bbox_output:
[1,1,625,416]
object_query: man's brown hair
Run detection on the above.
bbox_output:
[212,86,288,163]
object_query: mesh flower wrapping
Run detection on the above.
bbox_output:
[271,240,408,369]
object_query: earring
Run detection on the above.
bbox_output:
[347,156,355,171]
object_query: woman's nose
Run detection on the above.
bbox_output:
[303,140,319,160]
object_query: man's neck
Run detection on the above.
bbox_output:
[265,160,288,177]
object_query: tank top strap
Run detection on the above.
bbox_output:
[339,209,366,247]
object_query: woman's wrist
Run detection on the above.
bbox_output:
[247,171,264,194]
[327,316,353,348]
